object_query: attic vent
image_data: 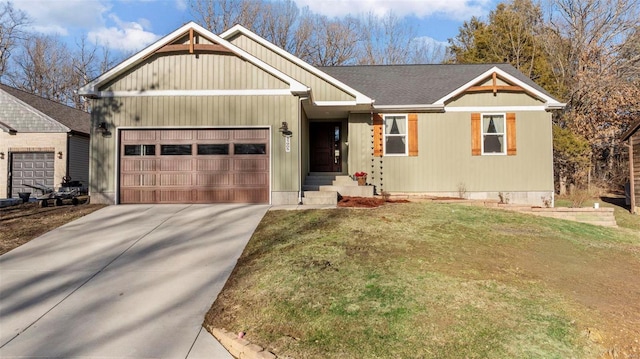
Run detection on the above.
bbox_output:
[155,28,233,56]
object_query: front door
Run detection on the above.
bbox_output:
[310,122,341,172]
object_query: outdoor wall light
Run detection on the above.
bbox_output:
[278,121,292,137]
[57,151,63,159]
[96,122,111,136]
[0,152,4,159]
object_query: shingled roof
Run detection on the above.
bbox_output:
[0,84,90,135]
[319,63,556,106]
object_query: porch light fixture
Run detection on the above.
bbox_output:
[0,152,4,160]
[279,122,292,137]
[57,151,63,159]
[96,122,111,136]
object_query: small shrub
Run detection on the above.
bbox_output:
[568,188,593,208]
[457,182,467,199]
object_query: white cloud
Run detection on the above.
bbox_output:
[13,0,110,35]
[88,14,161,52]
[291,0,492,21]
[175,0,188,11]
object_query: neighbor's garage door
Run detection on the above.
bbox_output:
[120,129,269,204]
[11,152,55,198]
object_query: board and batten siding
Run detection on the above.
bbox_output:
[227,34,355,103]
[102,53,288,92]
[68,135,89,186]
[90,95,299,204]
[348,107,553,200]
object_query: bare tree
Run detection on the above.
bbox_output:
[8,34,73,104]
[0,1,28,80]
[543,0,640,184]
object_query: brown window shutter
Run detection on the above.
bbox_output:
[373,113,383,157]
[408,113,418,156]
[471,113,481,156]
[506,112,516,155]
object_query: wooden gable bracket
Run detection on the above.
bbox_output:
[155,29,234,56]
[465,72,525,96]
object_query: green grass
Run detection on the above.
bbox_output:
[206,202,640,358]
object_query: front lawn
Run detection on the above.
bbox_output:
[206,202,640,358]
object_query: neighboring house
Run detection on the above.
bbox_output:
[79,22,565,206]
[622,121,640,214]
[0,84,90,199]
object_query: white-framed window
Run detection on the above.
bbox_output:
[384,114,408,156]
[482,113,506,155]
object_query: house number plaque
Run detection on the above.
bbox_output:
[285,136,291,153]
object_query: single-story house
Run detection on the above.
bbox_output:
[0,84,90,199]
[622,120,640,214]
[79,22,565,206]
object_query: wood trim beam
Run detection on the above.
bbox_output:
[465,85,525,93]
[155,43,234,55]
[492,72,497,95]
[189,28,194,54]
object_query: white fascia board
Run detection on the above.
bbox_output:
[446,106,548,112]
[545,103,567,110]
[374,104,445,112]
[221,24,373,105]
[79,22,309,98]
[434,66,563,107]
[96,89,293,97]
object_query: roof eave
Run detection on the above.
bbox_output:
[373,104,445,113]
[622,120,640,141]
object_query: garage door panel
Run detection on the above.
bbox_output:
[120,129,269,204]
[160,130,194,140]
[196,159,230,171]
[160,159,193,171]
[159,190,193,202]
[234,173,268,186]
[196,173,230,186]
[233,189,269,203]
[159,173,192,186]
[234,158,268,171]
[197,130,230,140]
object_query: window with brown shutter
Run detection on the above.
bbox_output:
[374,113,419,156]
[472,112,517,156]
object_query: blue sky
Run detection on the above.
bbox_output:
[11,0,499,54]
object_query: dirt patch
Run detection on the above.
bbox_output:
[0,199,107,255]
[337,196,410,208]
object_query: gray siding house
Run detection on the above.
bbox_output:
[79,22,564,206]
[0,84,90,199]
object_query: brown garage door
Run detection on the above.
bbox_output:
[120,129,269,204]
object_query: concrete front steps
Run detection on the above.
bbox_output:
[301,173,374,206]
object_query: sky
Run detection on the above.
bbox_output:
[11,0,500,55]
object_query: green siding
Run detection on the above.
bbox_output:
[102,53,288,91]
[228,34,355,102]
[90,95,300,198]
[348,111,553,193]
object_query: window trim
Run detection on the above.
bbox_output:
[481,113,507,156]
[383,114,409,156]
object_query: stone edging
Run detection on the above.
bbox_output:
[209,327,277,359]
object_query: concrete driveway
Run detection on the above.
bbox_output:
[0,204,269,358]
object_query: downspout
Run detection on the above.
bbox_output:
[625,137,636,214]
[298,97,306,205]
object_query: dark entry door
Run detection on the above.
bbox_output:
[310,122,341,172]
